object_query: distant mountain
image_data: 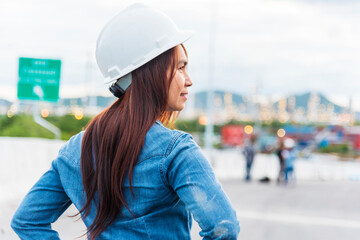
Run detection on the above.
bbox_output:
[282,92,347,114]
[59,95,116,108]
[0,98,11,106]
[194,91,350,115]
[194,90,244,109]
[0,91,355,117]
[0,96,117,108]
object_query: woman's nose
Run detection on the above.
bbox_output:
[185,73,192,87]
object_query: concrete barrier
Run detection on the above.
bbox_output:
[1,137,360,202]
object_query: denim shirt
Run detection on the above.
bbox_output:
[11,121,240,239]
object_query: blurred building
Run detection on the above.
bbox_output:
[1,90,359,125]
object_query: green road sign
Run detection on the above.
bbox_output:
[17,57,61,102]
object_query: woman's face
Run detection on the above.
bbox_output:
[167,45,192,111]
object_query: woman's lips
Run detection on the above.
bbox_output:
[180,93,188,100]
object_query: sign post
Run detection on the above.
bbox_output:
[17,57,62,139]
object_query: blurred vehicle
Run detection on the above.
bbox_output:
[221,125,244,147]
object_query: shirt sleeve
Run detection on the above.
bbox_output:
[163,133,240,239]
[11,156,72,240]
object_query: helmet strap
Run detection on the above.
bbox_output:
[109,73,132,98]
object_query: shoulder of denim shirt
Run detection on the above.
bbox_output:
[57,131,85,166]
[140,120,196,160]
[55,122,198,165]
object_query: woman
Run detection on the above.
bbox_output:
[11,3,240,239]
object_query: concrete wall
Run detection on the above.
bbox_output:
[1,137,360,202]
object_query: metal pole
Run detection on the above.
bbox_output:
[33,102,61,140]
[32,86,61,139]
[204,0,217,151]
[86,52,97,109]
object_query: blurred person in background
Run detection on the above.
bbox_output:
[11,3,239,240]
[242,136,256,181]
[276,140,285,183]
[282,138,297,185]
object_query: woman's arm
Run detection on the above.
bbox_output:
[11,157,71,239]
[164,133,240,239]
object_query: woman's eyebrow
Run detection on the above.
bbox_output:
[178,59,188,66]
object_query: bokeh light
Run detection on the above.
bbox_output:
[41,109,49,118]
[74,111,84,120]
[244,125,254,135]
[277,128,286,138]
[198,116,207,125]
[7,110,14,118]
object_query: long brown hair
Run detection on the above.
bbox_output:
[80,45,185,239]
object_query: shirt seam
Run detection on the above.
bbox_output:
[59,149,78,167]
[160,131,187,187]
[51,158,73,219]
[142,217,153,240]
[165,131,184,155]
[137,154,166,164]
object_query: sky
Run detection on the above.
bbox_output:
[1,0,360,109]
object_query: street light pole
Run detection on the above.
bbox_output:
[204,0,217,151]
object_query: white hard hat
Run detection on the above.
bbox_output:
[96,2,194,85]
